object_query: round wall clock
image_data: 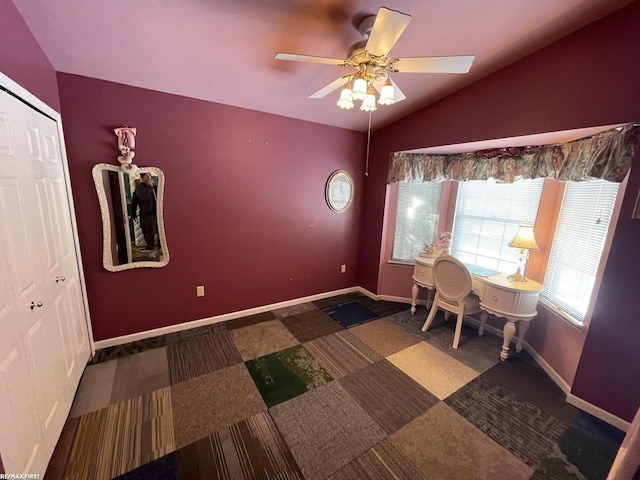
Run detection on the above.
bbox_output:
[325,170,354,213]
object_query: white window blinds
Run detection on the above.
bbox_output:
[392,181,443,262]
[542,180,619,323]
[451,179,543,272]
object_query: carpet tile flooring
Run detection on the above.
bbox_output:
[46,293,626,479]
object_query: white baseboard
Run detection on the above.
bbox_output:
[377,294,422,305]
[94,286,362,350]
[566,394,631,432]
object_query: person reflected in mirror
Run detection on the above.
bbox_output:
[131,173,157,252]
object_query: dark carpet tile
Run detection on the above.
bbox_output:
[280,309,344,343]
[482,360,579,425]
[339,359,439,434]
[44,416,80,479]
[312,293,361,309]
[533,424,620,480]
[177,323,227,341]
[89,337,168,364]
[321,301,379,328]
[354,296,411,317]
[445,376,567,469]
[571,411,626,450]
[245,345,333,408]
[113,453,178,480]
[175,412,304,479]
[167,330,243,384]
[224,311,277,330]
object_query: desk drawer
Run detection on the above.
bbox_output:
[484,285,518,313]
[483,284,540,316]
[413,263,434,286]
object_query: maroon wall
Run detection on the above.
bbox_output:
[0,0,60,111]
[57,74,365,340]
[359,2,640,421]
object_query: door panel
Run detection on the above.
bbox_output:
[0,86,91,475]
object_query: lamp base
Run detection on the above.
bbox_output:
[508,272,528,282]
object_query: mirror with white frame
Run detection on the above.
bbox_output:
[92,163,169,271]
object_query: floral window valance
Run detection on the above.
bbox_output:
[387,124,638,184]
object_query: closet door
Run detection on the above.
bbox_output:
[0,89,90,475]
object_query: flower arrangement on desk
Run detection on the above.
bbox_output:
[419,232,452,258]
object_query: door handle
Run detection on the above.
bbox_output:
[30,301,43,309]
[55,276,66,283]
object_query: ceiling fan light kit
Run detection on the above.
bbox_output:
[275,7,475,113]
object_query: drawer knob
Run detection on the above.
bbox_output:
[492,295,498,301]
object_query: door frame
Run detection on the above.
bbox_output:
[0,71,95,355]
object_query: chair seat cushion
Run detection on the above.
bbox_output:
[462,293,481,313]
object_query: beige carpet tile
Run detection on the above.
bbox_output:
[55,387,175,480]
[175,411,303,479]
[387,341,479,400]
[229,319,300,361]
[110,347,171,404]
[326,438,427,480]
[269,382,386,480]
[167,329,242,384]
[272,302,319,318]
[97,387,175,479]
[69,359,117,418]
[224,311,277,330]
[339,359,439,435]
[391,402,533,480]
[349,318,421,357]
[279,309,344,343]
[303,330,382,379]
[171,363,267,449]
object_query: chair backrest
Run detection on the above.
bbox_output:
[432,255,473,302]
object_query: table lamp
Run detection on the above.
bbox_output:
[508,224,539,282]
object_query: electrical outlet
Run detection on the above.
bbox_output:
[340,264,347,273]
[196,285,205,297]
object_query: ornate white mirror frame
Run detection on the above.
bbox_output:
[92,163,169,272]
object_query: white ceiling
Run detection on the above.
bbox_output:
[13,0,631,132]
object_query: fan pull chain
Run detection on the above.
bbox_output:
[365,111,372,176]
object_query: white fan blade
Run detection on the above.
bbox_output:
[394,56,475,74]
[275,53,347,66]
[365,7,412,57]
[373,78,406,102]
[309,76,349,99]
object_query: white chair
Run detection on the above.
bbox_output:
[421,255,482,349]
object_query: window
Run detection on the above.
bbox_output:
[392,181,442,262]
[542,180,619,323]
[451,179,544,272]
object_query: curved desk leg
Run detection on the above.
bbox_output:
[516,320,530,353]
[501,320,517,361]
[478,311,488,337]
[411,282,419,315]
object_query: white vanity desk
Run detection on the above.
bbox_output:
[411,255,544,361]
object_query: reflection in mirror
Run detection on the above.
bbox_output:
[92,163,169,271]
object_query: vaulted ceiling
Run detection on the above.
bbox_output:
[13,0,631,132]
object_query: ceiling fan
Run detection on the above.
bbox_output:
[275,7,475,111]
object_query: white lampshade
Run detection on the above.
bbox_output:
[336,82,354,109]
[360,87,377,112]
[509,224,539,251]
[351,77,368,101]
[378,78,396,105]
